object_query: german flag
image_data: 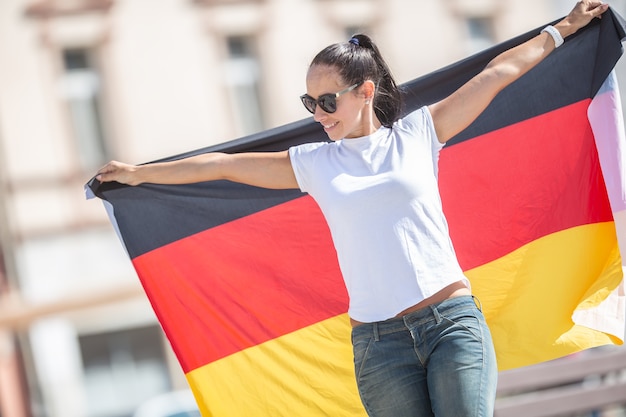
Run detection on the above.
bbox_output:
[87,9,626,417]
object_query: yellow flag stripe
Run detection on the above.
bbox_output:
[186,314,367,417]
[467,221,623,370]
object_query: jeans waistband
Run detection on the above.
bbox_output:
[352,295,480,341]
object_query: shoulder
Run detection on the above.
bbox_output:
[288,141,333,169]
[289,141,330,155]
[289,141,335,160]
[288,141,333,193]
[395,106,433,131]
[394,106,441,147]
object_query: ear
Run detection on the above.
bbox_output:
[361,80,376,100]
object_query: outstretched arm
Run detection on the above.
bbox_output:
[96,150,299,190]
[429,0,609,143]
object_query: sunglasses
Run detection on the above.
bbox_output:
[300,82,362,114]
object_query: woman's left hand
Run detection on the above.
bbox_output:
[558,1,609,38]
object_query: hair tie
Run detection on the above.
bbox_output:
[349,37,359,46]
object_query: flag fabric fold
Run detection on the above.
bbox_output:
[87,9,626,416]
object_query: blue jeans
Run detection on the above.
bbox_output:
[351,296,497,417]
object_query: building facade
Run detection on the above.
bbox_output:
[0,1,624,416]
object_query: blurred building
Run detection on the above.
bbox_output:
[0,1,624,417]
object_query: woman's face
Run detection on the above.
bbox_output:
[304,65,373,141]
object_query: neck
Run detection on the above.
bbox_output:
[347,113,382,139]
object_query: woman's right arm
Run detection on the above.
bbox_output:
[95,150,299,190]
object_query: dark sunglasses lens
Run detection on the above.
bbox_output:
[301,96,316,114]
[318,95,337,113]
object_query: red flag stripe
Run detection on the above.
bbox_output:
[440,99,613,270]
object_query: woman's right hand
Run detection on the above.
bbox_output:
[96,161,142,186]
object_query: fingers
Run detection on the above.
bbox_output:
[580,0,609,15]
[563,0,609,33]
[95,161,134,184]
[585,0,609,14]
[593,3,610,16]
[95,161,115,182]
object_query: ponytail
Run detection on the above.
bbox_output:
[309,34,403,127]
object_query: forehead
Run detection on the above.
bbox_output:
[305,65,344,94]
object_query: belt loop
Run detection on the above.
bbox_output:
[430,305,442,324]
[373,322,380,342]
[472,295,483,312]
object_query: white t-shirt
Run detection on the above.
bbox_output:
[288,106,469,322]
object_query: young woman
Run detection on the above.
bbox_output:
[96,2,608,416]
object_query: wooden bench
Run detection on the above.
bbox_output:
[495,347,626,417]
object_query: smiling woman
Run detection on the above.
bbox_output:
[94,2,609,416]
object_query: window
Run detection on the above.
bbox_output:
[223,36,264,135]
[60,48,110,171]
[79,326,170,417]
[465,16,495,54]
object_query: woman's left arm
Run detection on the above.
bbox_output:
[429,0,609,144]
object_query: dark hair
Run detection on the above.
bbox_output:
[309,34,403,128]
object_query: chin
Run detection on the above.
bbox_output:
[325,132,341,142]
